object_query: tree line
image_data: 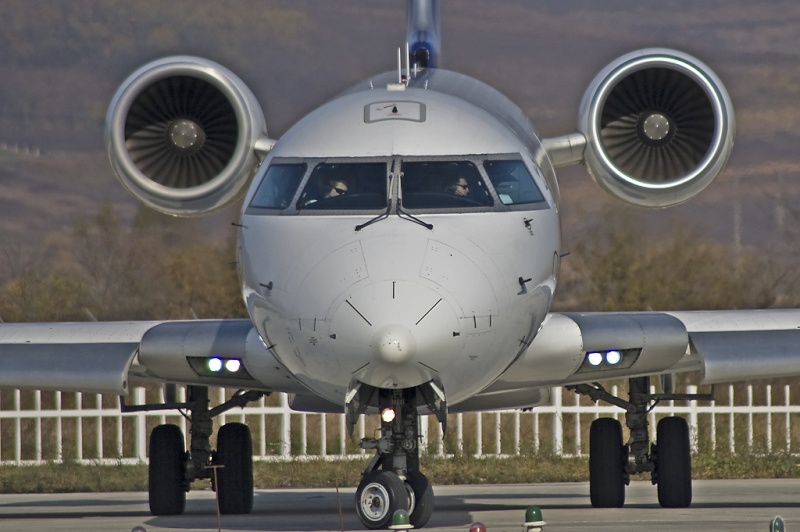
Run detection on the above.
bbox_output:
[2,203,798,324]
[0,205,245,322]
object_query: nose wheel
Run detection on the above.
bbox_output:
[354,386,437,529]
[405,470,435,527]
[356,470,409,529]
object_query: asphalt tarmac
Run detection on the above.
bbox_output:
[0,479,795,531]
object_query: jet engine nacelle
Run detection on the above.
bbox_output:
[578,48,735,208]
[106,56,269,216]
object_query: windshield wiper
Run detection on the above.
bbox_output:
[355,206,390,231]
[395,169,433,230]
[355,172,394,232]
[397,207,433,230]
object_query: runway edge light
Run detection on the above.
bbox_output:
[524,505,546,531]
[769,515,785,532]
[389,508,413,529]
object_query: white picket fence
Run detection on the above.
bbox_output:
[0,384,797,465]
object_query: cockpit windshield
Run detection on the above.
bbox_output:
[297,162,388,210]
[483,159,546,205]
[400,161,493,209]
[249,163,307,209]
[247,155,549,215]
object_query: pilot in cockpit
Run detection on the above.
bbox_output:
[446,175,471,197]
[324,177,350,199]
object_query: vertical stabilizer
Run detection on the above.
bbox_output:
[407,0,440,69]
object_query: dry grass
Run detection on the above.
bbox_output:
[0,451,798,494]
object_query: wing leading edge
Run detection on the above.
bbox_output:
[0,320,308,396]
[471,309,800,411]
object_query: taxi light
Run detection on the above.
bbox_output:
[606,350,622,365]
[208,357,223,372]
[381,407,396,423]
[225,359,241,372]
[587,352,603,366]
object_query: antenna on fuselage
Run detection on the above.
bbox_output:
[391,44,411,90]
[397,47,402,84]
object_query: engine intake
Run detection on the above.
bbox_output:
[577,49,734,208]
[106,56,269,216]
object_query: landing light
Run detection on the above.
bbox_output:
[606,350,622,365]
[208,357,223,372]
[381,407,396,423]
[587,352,603,366]
[188,356,252,380]
[577,348,641,373]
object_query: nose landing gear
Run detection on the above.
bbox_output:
[354,388,437,529]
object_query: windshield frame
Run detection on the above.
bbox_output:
[245,154,551,216]
[246,157,392,216]
[398,154,551,214]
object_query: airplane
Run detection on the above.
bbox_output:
[1,0,798,529]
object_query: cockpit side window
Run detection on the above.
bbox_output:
[249,163,307,209]
[297,162,388,210]
[483,160,546,205]
[401,161,493,209]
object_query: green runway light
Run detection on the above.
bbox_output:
[389,508,413,529]
[524,504,546,531]
[770,516,785,532]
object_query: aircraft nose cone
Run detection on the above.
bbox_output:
[372,325,416,364]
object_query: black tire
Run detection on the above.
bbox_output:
[148,424,186,516]
[355,470,409,530]
[589,417,626,508]
[405,470,434,528]
[215,422,254,514]
[655,416,692,508]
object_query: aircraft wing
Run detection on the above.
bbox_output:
[471,309,800,407]
[0,320,307,396]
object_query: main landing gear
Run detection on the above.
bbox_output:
[352,387,438,530]
[122,385,263,516]
[568,376,710,509]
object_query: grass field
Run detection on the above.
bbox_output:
[0,452,797,494]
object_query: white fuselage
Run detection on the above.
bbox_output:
[238,69,561,407]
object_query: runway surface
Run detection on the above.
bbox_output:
[0,479,796,531]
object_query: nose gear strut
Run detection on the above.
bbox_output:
[353,387,438,529]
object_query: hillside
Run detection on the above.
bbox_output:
[2,0,800,258]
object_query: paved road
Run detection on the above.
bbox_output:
[0,479,796,531]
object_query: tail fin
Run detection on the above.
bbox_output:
[407,0,440,69]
